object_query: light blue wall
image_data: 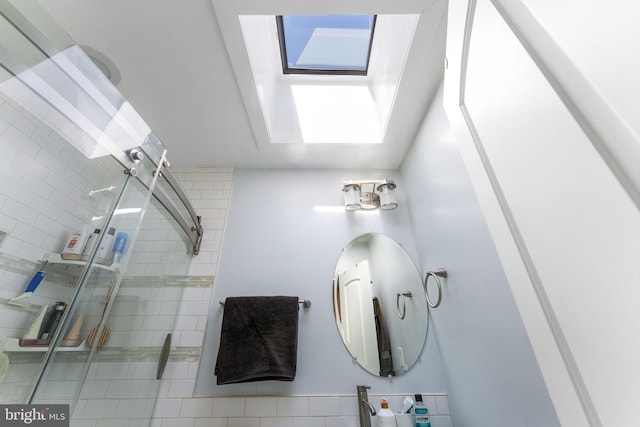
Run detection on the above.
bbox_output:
[193,91,559,426]
[401,88,560,427]
[195,168,447,397]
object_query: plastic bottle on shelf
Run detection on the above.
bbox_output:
[39,302,67,341]
[378,398,397,427]
[81,228,101,259]
[412,394,431,427]
[61,225,89,256]
[96,227,116,262]
[111,231,128,264]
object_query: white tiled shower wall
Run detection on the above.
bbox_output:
[0,94,121,265]
[0,92,131,404]
[71,167,233,425]
[0,92,122,340]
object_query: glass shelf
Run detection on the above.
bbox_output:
[47,253,119,271]
[4,338,88,352]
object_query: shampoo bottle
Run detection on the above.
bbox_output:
[81,228,101,259]
[111,231,128,264]
[377,398,396,427]
[412,394,431,427]
[62,225,89,256]
[96,227,116,263]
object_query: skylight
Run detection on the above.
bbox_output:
[276,15,376,75]
[229,9,427,148]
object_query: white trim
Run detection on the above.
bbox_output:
[445,0,608,425]
[492,1,640,210]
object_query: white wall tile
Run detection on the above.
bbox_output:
[134,380,160,399]
[244,397,277,417]
[174,315,199,331]
[116,398,154,419]
[93,362,130,380]
[167,379,196,398]
[421,395,437,415]
[161,362,191,380]
[81,399,120,419]
[194,419,227,427]
[0,102,36,135]
[339,396,358,416]
[106,380,141,398]
[0,114,9,133]
[3,198,37,224]
[227,418,259,427]
[95,420,129,427]
[323,416,358,427]
[292,417,324,427]
[186,362,201,380]
[309,397,341,417]
[178,330,204,347]
[212,397,246,418]
[180,398,214,418]
[152,399,183,418]
[32,128,63,157]
[430,415,454,427]
[277,397,309,417]
[261,417,293,427]
[161,419,196,427]
[434,395,450,415]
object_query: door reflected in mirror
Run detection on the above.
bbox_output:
[333,233,428,377]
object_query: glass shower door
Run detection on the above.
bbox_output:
[28,137,167,407]
[64,171,197,425]
[0,3,202,425]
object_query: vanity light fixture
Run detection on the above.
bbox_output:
[341,180,397,210]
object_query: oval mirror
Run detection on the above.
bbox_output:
[333,233,428,377]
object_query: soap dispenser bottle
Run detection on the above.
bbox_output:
[377,398,396,427]
[412,394,431,427]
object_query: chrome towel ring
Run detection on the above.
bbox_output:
[396,291,412,319]
[424,268,447,308]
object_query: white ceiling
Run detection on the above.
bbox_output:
[37,0,447,169]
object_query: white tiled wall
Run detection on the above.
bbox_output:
[0,90,124,345]
[71,168,233,426]
[0,93,123,265]
[146,393,452,427]
[171,167,233,277]
[0,90,127,404]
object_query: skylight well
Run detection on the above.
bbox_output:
[276,15,376,76]
[227,4,424,149]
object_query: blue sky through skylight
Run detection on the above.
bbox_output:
[280,15,375,72]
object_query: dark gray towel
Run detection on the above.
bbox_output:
[215,296,299,385]
[373,297,394,377]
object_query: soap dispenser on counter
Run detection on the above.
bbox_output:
[377,398,396,427]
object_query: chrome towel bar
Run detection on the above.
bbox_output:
[219,298,311,308]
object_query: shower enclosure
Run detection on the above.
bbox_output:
[0,1,202,423]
